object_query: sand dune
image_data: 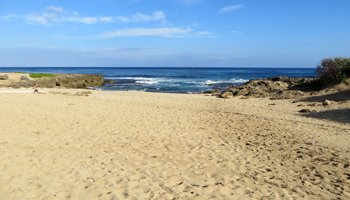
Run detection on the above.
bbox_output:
[0,89,349,199]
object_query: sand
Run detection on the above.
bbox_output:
[0,88,349,199]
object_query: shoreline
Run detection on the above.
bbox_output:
[0,70,317,94]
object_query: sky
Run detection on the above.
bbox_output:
[0,0,349,67]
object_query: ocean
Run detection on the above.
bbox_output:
[0,67,316,93]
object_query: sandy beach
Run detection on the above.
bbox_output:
[0,88,349,199]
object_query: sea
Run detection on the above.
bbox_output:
[0,67,316,93]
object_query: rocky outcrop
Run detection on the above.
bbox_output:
[0,75,9,80]
[218,76,316,99]
[3,74,104,89]
[20,75,30,81]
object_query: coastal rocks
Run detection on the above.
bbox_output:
[220,91,233,98]
[270,90,306,100]
[219,76,313,99]
[44,74,104,88]
[0,74,8,80]
[4,74,104,89]
[20,75,30,81]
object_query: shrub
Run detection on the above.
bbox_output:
[296,78,324,91]
[342,65,350,77]
[296,57,350,91]
[316,57,350,85]
[29,73,56,78]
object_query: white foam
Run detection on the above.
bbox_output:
[230,78,249,83]
[107,77,161,85]
[135,80,159,85]
[204,78,249,85]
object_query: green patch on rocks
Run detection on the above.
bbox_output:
[29,73,56,78]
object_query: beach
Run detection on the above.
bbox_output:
[0,89,349,199]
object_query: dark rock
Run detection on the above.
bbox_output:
[0,74,9,80]
[104,79,115,84]
[270,76,288,82]
[299,109,315,113]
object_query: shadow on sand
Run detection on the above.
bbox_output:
[300,90,350,102]
[302,109,350,124]
[298,90,350,124]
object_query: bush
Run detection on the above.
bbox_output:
[297,57,350,91]
[29,73,56,78]
[342,65,350,77]
[297,79,319,90]
[317,57,350,85]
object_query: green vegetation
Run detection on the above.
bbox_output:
[296,57,350,90]
[29,73,56,78]
[317,57,350,85]
[297,78,324,91]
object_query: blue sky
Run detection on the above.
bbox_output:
[0,0,349,67]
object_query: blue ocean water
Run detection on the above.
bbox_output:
[0,67,316,93]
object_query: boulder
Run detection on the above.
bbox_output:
[20,75,30,81]
[220,91,233,98]
[0,74,8,80]
[322,100,335,106]
[299,109,316,113]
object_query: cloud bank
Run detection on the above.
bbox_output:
[1,6,166,25]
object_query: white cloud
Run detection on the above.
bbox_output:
[46,6,65,13]
[2,6,166,25]
[1,14,21,21]
[99,27,193,38]
[117,11,166,23]
[26,13,58,25]
[65,16,99,24]
[220,4,244,13]
[100,17,113,23]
